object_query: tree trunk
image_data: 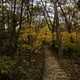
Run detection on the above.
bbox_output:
[54,1,63,57]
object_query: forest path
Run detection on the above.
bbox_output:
[43,47,71,80]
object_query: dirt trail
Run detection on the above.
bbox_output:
[43,47,71,80]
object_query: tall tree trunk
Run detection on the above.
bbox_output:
[1,0,5,31]
[54,1,63,57]
[16,0,24,50]
[9,0,17,53]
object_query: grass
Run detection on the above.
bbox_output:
[0,56,16,73]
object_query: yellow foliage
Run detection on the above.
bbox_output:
[61,32,77,48]
[19,24,80,49]
[37,26,53,42]
[19,25,53,48]
[62,32,76,43]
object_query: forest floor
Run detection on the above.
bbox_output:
[0,46,80,80]
[43,46,80,80]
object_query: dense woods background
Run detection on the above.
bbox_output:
[0,0,80,80]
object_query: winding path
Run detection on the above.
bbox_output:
[43,47,71,80]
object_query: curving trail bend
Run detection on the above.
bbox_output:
[43,47,71,80]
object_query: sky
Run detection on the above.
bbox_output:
[2,0,77,23]
[1,0,79,29]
